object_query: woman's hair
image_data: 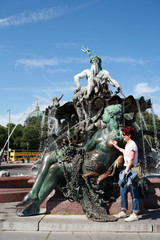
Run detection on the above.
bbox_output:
[122,126,135,139]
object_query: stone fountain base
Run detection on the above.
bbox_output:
[0,176,34,203]
[46,176,160,214]
[45,186,144,215]
[0,176,159,214]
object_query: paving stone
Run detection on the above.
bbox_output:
[39,215,152,232]
[3,215,43,231]
[0,231,50,240]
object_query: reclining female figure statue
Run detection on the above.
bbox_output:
[16,104,124,217]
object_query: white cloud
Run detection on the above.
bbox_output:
[0,85,75,95]
[102,56,150,65]
[54,42,79,48]
[0,2,96,28]
[0,7,68,27]
[133,82,160,97]
[15,57,88,68]
[0,100,48,127]
[15,58,59,68]
[47,68,71,74]
[0,105,34,127]
[15,55,150,69]
[0,93,71,127]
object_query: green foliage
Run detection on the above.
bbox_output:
[21,116,42,150]
[25,116,42,125]
[1,110,160,152]
[21,124,41,150]
[6,123,24,149]
[0,125,8,149]
[0,116,42,151]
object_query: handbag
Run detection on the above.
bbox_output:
[131,163,144,181]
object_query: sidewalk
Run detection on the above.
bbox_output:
[0,202,160,233]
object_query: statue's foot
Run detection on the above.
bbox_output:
[97,170,111,184]
[81,173,88,180]
[16,203,40,217]
[97,174,106,184]
[82,172,99,180]
[16,192,38,207]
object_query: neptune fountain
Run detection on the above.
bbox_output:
[16,48,159,221]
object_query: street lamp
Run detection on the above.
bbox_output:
[7,109,11,163]
[26,141,29,162]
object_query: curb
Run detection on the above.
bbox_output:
[1,214,160,233]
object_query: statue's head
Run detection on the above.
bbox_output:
[53,97,58,102]
[90,55,102,68]
[81,47,102,70]
[102,104,123,124]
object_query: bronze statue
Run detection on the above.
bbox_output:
[16,139,78,216]
[82,104,124,184]
[16,104,124,220]
[74,46,124,99]
[16,48,154,221]
[52,94,63,108]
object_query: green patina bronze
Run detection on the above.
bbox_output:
[16,104,124,221]
[16,48,155,221]
[83,104,123,176]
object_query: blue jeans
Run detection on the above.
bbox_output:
[120,181,140,213]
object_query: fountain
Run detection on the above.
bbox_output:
[6,48,160,220]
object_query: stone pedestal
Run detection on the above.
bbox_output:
[0,176,159,215]
[45,177,160,214]
[0,176,34,203]
[143,177,160,209]
[45,186,144,215]
[46,190,84,215]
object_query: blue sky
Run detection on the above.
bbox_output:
[0,0,160,126]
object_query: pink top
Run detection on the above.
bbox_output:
[124,140,138,166]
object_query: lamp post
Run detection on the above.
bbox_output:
[7,109,11,163]
[26,141,29,162]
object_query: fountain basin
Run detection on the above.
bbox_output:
[1,175,159,214]
[0,176,34,203]
[46,176,160,215]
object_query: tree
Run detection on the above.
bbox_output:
[0,125,8,149]
[21,116,42,150]
[12,124,24,149]
[25,116,42,125]
[4,123,24,150]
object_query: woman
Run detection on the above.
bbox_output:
[112,126,140,222]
